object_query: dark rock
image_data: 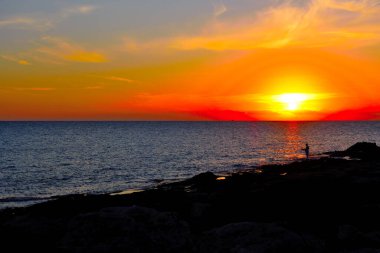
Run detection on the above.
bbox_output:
[345,142,380,159]
[327,142,380,160]
[60,206,193,253]
[188,171,217,184]
[1,214,66,251]
[197,222,324,253]
[190,202,211,218]
[186,172,217,191]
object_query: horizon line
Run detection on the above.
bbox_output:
[1,120,379,123]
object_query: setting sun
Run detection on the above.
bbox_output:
[274,93,312,111]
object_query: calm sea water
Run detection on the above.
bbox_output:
[1,121,379,209]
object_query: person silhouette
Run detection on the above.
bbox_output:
[304,143,310,159]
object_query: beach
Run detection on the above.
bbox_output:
[1,142,380,252]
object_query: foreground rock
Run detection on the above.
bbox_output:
[1,142,380,252]
[61,206,192,253]
[197,222,324,253]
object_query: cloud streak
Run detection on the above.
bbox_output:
[105,76,135,83]
[60,5,98,18]
[0,17,52,30]
[123,0,380,52]
[1,55,31,65]
[0,4,98,31]
[2,35,107,65]
[36,36,107,63]
[0,17,36,27]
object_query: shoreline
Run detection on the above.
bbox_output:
[0,157,316,210]
[1,142,380,252]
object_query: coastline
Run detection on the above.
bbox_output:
[1,142,380,252]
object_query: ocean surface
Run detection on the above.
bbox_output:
[1,121,379,209]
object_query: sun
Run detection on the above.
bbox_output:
[273,93,312,111]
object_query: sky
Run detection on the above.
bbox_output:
[1,0,380,121]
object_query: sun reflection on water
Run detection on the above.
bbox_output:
[282,122,305,160]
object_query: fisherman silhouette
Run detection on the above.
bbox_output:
[303,143,310,159]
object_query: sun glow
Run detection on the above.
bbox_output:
[273,93,314,111]
[272,93,315,112]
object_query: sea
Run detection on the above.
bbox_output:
[1,121,379,209]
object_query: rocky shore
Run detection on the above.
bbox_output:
[1,142,380,252]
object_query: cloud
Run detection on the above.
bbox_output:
[61,5,98,18]
[123,0,380,51]
[0,17,52,30]
[18,60,30,65]
[1,55,31,65]
[0,17,35,27]
[105,76,135,83]
[36,36,107,63]
[64,52,106,63]
[211,0,227,17]
[0,4,97,31]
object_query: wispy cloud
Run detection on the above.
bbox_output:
[60,5,98,18]
[0,4,98,31]
[211,0,227,17]
[1,55,31,65]
[0,17,35,27]
[105,76,135,83]
[36,36,107,63]
[0,17,52,30]
[123,0,380,51]
[2,35,107,65]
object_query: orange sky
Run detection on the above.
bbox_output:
[1,0,380,120]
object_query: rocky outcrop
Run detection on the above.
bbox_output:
[1,142,380,252]
[60,206,192,253]
[326,142,380,160]
[197,222,324,253]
